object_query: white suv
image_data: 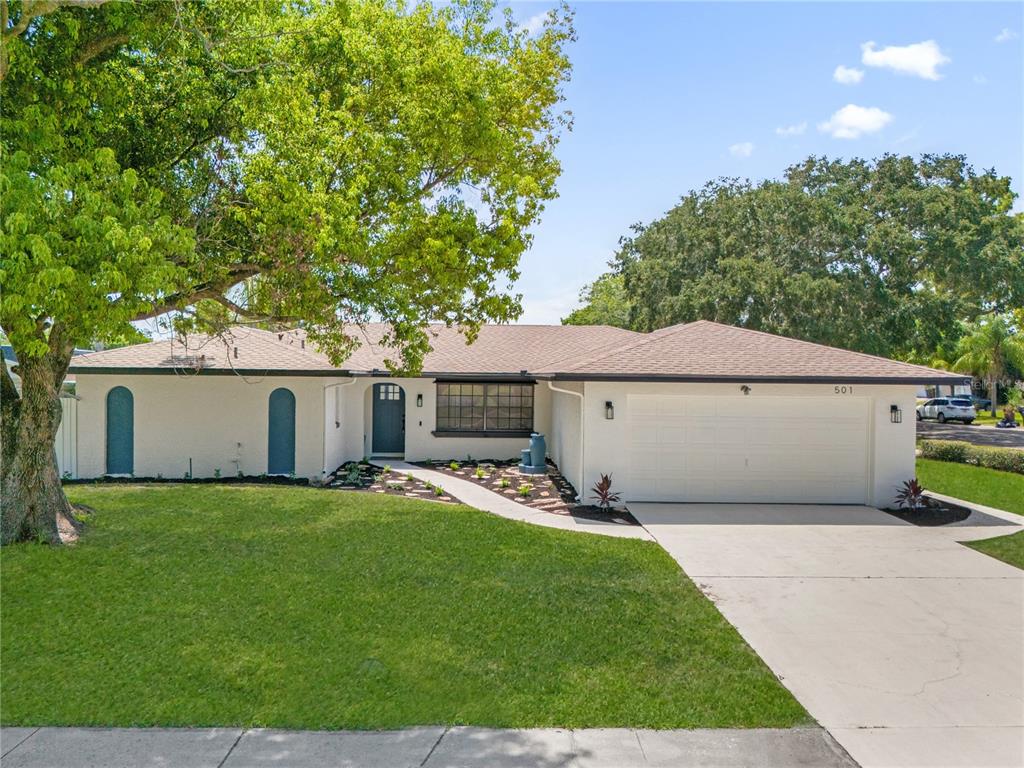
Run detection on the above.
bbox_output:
[916,398,976,424]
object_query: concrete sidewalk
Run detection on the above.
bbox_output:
[370,460,653,541]
[0,726,858,767]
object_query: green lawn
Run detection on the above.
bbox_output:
[916,458,1024,516]
[965,531,1024,570]
[1,485,808,730]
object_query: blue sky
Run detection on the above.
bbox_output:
[508,2,1024,323]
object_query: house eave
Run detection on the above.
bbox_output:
[549,373,971,385]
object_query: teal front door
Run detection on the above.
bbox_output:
[268,388,296,475]
[372,383,405,454]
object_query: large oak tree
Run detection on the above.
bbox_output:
[567,155,1023,359]
[0,0,573,543]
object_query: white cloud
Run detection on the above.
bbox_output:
[520,11,549,38]
[818,104,893,139]
[775,122,807,137]
[861,40,950,80]
[728,142,754,158]
[833,65,864,85]
[995,27,1019,43]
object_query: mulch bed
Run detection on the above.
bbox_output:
[885,496,978,526]
[416,459,640,526]
[325,461,460,504]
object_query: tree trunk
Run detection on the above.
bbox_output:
[988,375,998,419]
[1,325,77,545]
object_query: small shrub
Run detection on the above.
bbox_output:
[919,440,969,463]
[920,440,1024,475]
[382,464,392,474]
[214,468,222,479]
[387,482,404,490]
[518,483,533,497]
[474,467,487,479]
[449,461,460,471]
[61,471,72,481]
[345,464,362,484]
[406,473,415,482]
[591,473,622,509]
[974,445,1024,474]
[895,478,926,511]
[499,477,511,489]
[434,486,445,496]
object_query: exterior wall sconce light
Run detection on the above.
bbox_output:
[605,401,615,420]
[890,405,902,424]
[740,385,751,395]
[416,393,423,407]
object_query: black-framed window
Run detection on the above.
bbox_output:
[436,382,534,433]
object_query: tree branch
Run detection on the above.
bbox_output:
[74,31,128,66]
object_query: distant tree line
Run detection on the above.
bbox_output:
[563,154,1024,402]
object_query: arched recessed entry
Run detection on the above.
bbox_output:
[372,383,405,454]
[105,386,134,475]
[268,388,296,475]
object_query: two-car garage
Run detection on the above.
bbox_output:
[624,394,870,504]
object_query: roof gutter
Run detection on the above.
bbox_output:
[547,381,585,501]
[550,374,971,385]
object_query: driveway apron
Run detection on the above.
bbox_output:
[629,503,1024,768]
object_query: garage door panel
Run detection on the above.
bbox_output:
[625,395,869,504]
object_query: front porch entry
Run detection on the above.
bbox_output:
[372,383,406,455]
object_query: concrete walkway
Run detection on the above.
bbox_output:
[630,503,1024,768]
[369,461,652,541]
[0,725,857,767]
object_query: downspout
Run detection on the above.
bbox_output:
[547,381,585,501]
[322,377,357,478]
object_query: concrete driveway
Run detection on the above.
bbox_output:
[629,503,1024,768]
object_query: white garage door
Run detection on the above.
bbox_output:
[626,395,869,504]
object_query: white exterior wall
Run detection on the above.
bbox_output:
[55,395,78,478]
[75,374,344,480]
[546,382,584,498]
[580,381,918,508]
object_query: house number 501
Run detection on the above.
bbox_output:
[834,385,854,394]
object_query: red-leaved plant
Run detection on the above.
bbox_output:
[591,473,622,509]
[895,478,927,511]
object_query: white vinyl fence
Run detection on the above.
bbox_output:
[55,395,78,479]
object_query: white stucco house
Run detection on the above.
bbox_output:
[65,320,967,506]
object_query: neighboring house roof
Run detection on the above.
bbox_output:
[66,321,965,384]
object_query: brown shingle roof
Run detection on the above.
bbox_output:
[544,320,966,383]
[68,327,336,374]
[68,320,964,383]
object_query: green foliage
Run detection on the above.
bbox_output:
[577,155,1023,358]
[474,467,487,479]
[917,458,1024,516]
[499,477,511,488]
[0,0,575,372]
[562,273,631,328]
[1,485,809,728]
[966,531,1024,570]
[919,440,1024,475]
[449,461,460,471]
[518,483,533,497]
[952,314,1024,413]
